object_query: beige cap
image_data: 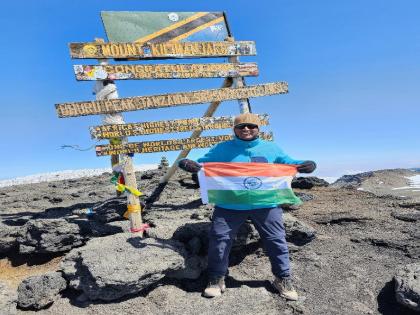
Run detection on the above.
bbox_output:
[233,113,261,127]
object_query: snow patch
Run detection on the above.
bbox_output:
[319,176,338,184]
[391,175,420,191]
[0,164,159,188]
[406,175,420,188]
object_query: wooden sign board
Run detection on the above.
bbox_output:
[95,132,273,156]
[74,63,258,81]
[69,41,256,59]
[90,114,269,139]
[56,82,288,118]
[101,11,229,43]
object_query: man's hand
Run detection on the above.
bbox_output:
[178,159,202,173]
[297,161,316,173]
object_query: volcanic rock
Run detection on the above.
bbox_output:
[17,272,67,310]
[172,222,210,254]
[296,192,315,202]
[399,201,420,210]
[167,255,207,280]
[391,208,420,222]
[61,233,187,301]
[89,197,127,223]
[18,218,89,254]
[331,172,374,189]
[0,222,22,254]
[394,263,420,311]
[292,176,329,189]
[283,213,316,245]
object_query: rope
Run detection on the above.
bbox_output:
[130,223,150,234]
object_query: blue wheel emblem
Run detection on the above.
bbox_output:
[243,177,262,190]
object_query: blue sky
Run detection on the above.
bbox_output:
[1,0,419,180]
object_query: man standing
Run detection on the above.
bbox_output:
[178,113,316,300]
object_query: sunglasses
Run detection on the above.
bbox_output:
[235,124,259,130]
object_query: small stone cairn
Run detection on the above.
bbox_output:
[159,156,170,169]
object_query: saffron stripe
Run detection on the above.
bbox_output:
[203,163,297,177]
[207,189,302,206]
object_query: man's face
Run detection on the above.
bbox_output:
[234,124,259,141]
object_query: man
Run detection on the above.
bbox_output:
[178,113,316,300]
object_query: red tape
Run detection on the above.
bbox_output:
[130,223,150,233]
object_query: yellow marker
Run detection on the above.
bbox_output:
[123,204,142,219]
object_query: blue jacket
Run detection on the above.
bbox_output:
[196,136,305,210]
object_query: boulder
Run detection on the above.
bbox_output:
[61,233,187,301]
[167,255,207,280]
[292,176,329,189]
[296,192,315,202]
[0,281,17,315]
[17,272,66,310]
[172,222,210,255]
[399,201,420,210]
[172,221,260,254]
[0,222,22,254]
[18,218,89,254]
[391,209,420,222]
[394,263,420,311]
[90,197,127,223]
[283,213,316,245]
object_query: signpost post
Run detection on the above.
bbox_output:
[92,38,144,234]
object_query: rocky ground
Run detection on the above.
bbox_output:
[0,168,419,315]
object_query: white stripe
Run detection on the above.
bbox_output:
[198,169,209,204]
[203,176,293,191]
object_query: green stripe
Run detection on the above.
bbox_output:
[208,189,302,206]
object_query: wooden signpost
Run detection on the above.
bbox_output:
[74,62,258,81]
[95,132,273,156]
[56,82,287,118]
[90,114,269,139]
[57,11,290,234]
[70,41,256,59]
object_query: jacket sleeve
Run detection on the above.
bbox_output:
[273,144,305,165]
[196,143,223,163]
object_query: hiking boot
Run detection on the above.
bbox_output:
[203,277,226,298]
[273,276,298,301]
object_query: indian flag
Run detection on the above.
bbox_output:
[198,162,302,207]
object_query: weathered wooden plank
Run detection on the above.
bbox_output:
[74,63,258,81]
[95,132,273,156]
[56,82,288,118]
[69,41,256,59]
[90,114,269,139]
